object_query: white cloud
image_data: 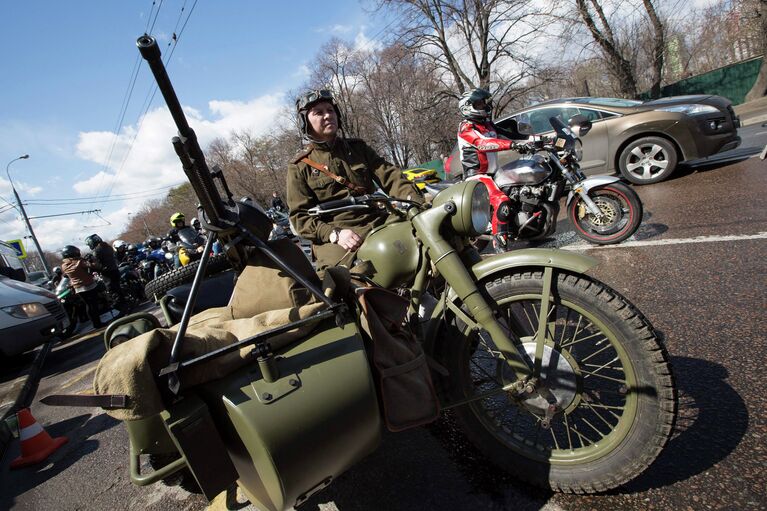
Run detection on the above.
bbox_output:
[293,64,311,79]
[331,24,354,34]
[74,93,285,198]
[354,29,383,53]
[16,92,290,251]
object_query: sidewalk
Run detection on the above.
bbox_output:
[734,96,767,126]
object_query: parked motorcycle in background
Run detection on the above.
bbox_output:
[117,261,146,309]
[138,238,174,283]
[55,274,114,337]
[455,115,643,249]
[169,226,207,266]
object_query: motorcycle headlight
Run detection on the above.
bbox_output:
[165,252,174,261]
[574,139,584,161]
[432,180,491,237]
[2,302,49,319]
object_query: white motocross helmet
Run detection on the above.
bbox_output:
[458,88,493,121]
[112,239,127,252]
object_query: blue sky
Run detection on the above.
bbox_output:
[0,0,387,253]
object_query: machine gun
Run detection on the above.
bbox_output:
[136,35,338,393]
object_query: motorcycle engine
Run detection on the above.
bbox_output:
[503,184,559,238]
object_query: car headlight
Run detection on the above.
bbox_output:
[657,104,720,115]
[1,302,49,319]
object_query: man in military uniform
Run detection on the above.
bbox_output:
[286,89,422,271]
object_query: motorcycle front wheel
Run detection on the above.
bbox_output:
[60,302,80,339]
[444,271,676,493]
[568,182,642,245]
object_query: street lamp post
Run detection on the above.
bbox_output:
[6,155,52,278]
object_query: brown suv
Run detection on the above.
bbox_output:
[449,96,741,185]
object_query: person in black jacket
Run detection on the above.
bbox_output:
[85,234,126,309]
[270,192,287,212]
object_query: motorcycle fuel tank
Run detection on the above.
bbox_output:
[356,220,420,289]
[494,154,552,187]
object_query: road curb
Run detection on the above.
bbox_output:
[0,341,54,462]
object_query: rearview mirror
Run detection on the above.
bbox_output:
[516,122,533,135]
[568,115,592,137]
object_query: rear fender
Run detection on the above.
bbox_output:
[566,175,622,208]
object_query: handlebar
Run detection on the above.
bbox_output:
[307,194,421,216]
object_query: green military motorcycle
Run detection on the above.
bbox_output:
[49,36,677,511]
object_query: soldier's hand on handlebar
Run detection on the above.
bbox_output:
[336,229,362,251]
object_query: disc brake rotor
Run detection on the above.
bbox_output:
[578,196,622,233]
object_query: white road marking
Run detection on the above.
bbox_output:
[563,232,767,251]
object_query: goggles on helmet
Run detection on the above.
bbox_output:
[296,89,335,112]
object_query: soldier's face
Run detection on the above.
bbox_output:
[307,101,338,141]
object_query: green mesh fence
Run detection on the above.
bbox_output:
[642,56,763,104]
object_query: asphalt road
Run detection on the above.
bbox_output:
[0,140,765,510]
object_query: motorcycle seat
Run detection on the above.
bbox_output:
[165,270,236,324]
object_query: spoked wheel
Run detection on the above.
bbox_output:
[445,271,676,493]
[568,182,642,245]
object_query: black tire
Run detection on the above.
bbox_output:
[144,254,231,301]
[568,181,642,245]
[618,136,678,184]
[443,271,676,493]
[148,453,201,494]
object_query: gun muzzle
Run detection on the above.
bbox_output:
[136,34,162,63]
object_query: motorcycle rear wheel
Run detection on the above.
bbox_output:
[445,271,676,493]
[568,182,642,245]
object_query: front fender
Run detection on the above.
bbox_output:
[471,248,599,282]
[423,248,598,362]
[566,175,622,207]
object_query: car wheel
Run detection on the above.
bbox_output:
[618,136,678,185]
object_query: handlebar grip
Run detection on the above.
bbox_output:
[316,195,368,211]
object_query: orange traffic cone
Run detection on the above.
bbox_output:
[10,408,68,469]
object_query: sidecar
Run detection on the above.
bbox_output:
[98,239,384,511]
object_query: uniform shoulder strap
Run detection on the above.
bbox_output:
[291,145,314,164]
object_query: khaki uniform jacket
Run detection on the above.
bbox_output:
[287,138,421,270]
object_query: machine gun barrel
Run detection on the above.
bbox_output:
[136,34,227,226]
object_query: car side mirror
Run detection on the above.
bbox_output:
[516,122,533,135]
[568,115,592,137]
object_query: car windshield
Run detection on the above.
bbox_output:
[576,98,643,108]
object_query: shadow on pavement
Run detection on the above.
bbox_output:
[41,331,107,380]
[619,354,748,493]
[0,412,120,509]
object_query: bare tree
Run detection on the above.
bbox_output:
[378,0,552,111]
[745,0,767,100]
[303,38,366,138]
[356,44,456,166]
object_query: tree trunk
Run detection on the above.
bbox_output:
[745,0,767,101]
[576,0,638,98]
[643,0,665,99]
